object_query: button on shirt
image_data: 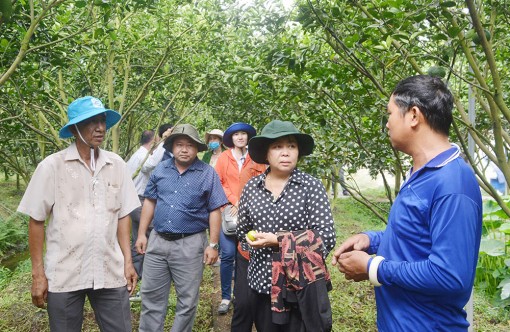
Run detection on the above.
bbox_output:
[144,157,228,233]
[17,143,140,292]
[237,168,336,294]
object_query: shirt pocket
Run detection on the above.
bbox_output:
[106,184,121,212]
[393,187,429,242]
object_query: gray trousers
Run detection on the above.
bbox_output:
[138,230,207,332]
[47,287,131,332]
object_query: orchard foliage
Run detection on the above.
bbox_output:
[0,0,509,218]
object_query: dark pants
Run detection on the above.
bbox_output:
[231,252,253,332]
[47,287,131,332]
[247,281,332,332]
[130,196,151,278]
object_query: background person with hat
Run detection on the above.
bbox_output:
[236,120,336,331]
[17,96,140,332]
[135,124,228,332]
[202,128,225,167]
[213,122,266,316]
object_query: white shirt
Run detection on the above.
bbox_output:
[126,146,151,195]
[17,143,140,292]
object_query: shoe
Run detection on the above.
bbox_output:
[129,292,141,302]
[217,299,230,314]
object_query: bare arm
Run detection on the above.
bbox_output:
[29,217,48,308]
[117,215,137,295]
[204,208,221,265]
[135,198,156,254]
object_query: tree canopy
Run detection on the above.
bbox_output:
[1,0,509,218]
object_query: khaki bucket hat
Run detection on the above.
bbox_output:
[163,124,207,152]
[248,120,315,164]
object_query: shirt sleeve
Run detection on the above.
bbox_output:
[207,168,228,211]
[118,161,142,218]
[143,166,160,200]
[141,144,165,174]
[364,230,384,255]
[215,152,238,205]
[305,178,336,255]
[236,181,254,243]
[378,194,481,294]
[17,158,55,222]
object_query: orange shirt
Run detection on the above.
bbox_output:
[214,149,266,206]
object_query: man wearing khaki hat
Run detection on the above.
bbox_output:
[135,124,228,332]
[17,96,140,332]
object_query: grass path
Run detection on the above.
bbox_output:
[1,180,509,330]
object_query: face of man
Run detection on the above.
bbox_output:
[232,131,248,149]
[266,135,299,174]
[73,113,107,148]
[172,136,198,167]
[386,95,413,153]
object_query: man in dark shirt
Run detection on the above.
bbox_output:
[135,124,228,332]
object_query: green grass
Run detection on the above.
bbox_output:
[0,180,509,331]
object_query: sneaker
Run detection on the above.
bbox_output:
[217,299,230,314]
[129,292,141,302]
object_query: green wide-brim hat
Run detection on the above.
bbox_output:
[248,120,315,164]
[163,124,208,152]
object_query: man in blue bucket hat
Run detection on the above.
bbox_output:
[17,96,140,332]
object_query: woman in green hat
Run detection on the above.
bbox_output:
[236,120,336,331]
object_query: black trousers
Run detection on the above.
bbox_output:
[231,251,254,332]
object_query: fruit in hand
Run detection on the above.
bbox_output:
[247,230,257,241]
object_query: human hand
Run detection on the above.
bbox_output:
[335,251,371,282]
[162,127,173,140]
[135,234,147,254]
[203,247,218,265]
[331,233,370,266]
[124,263,138,295]
[31,273,48,308]
[246,231,278,249]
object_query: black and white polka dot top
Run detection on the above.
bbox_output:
[236,168,336,294]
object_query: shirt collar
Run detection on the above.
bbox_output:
[64,142,112,165]
[258,167,304,188]
[165,156,204,172]
[403,143,461,187]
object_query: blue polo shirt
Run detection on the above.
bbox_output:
[365,144,482,331]
[144,157,228,234]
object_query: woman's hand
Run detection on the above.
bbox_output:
[246,231,278,249]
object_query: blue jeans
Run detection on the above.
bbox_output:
[219,230,236,300]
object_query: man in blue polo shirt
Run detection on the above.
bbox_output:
[135,124,228,332]
[332,75,482,331]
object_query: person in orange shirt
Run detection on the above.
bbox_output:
[214,123,265,321]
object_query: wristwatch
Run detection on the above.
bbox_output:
[209,243,219,250]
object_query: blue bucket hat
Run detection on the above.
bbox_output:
[59,96,121,139]
[223,122,256,148]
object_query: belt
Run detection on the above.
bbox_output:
[158,232,197,241]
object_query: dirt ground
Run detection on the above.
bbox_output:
[211,264,234,331]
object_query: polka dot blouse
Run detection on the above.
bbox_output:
[237,168,337,294]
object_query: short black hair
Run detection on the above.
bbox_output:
[392,75,454,136]
[158,123,173,138]
[140,130,155,145]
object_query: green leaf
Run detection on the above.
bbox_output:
[479,239,506,256]
[498,278,510,300]
[440,1,457,7]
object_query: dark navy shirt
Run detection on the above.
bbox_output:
[144,157,228,233]
[365,144,482,331]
